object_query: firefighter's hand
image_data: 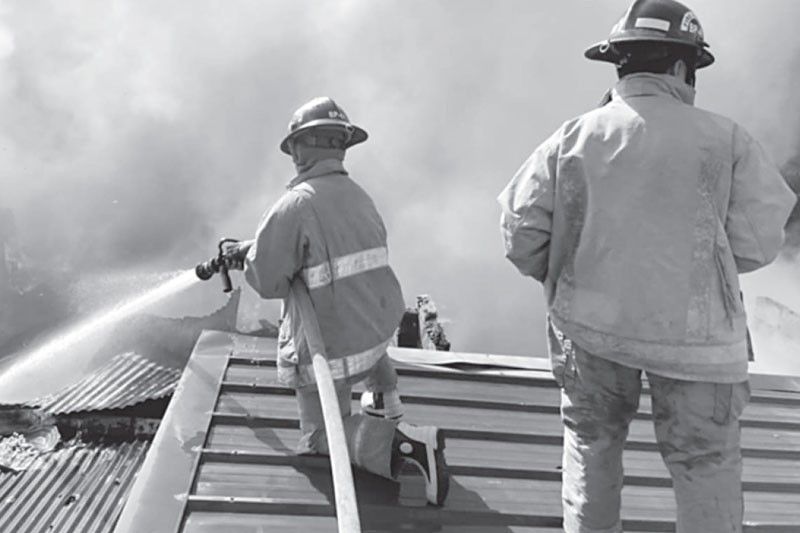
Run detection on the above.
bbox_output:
[222,240,254,271]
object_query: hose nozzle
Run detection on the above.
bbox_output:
[195,257,221,281]
[195,238,238,292]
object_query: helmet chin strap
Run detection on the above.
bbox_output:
[684,60,697,87]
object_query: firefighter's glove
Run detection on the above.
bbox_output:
[222,239,254,271]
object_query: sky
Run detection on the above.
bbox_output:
[1,0,799,365]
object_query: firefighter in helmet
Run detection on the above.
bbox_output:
[498,1,796,531]
[224,97,450,506]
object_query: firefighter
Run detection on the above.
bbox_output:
[224,97,449,506]
[498,1,797,531]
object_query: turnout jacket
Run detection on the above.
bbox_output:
[499,74,797,382]
[245,159,405,388]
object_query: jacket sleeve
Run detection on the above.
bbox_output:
[244,190,309,299]
[726,125,797,273]
[497,128,560,282]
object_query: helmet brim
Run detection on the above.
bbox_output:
[584,38,715,69]
[280,119,368,154]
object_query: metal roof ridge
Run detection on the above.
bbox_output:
[748,373,800,393]
[388,345,800,393]
[388,346,550,371]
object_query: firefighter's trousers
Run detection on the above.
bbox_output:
[295,354,398,478]
[551,337,750,533]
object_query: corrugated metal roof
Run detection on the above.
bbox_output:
[32,352,181,415]
[115,330,800,532]
[0,438,150,533]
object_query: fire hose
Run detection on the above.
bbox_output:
[290,277,362,532]
[195,240,362,531]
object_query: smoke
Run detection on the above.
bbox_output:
[0,1,310,270]
[2,0,800,360]
[781,154,800,252]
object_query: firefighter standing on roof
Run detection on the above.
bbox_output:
[498,1,797,532]
[224,97,450,506]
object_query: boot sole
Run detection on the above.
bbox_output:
[397,423,448,506]
[425,427,448,506]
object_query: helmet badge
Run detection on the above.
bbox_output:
[680,11,701,36]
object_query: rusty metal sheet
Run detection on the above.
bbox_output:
[0,439,149,533]
[32,352,181,415]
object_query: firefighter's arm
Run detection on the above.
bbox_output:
[726,125,797,273]
[244,191,309,299]
[497,129,559,282]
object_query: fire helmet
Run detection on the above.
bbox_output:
[585,0,714,69]
[279,97,368,155]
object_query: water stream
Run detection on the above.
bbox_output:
[0,269,200,387]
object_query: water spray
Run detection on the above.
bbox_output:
[0,270,200,398]
[195,238,238,293]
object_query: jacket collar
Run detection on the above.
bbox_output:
[287,158,348,189]
[614,73,696,106]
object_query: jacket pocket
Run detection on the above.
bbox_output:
[547,316,575,390]
[714,227,743,320]
[712,381,751,425]
[277,318,300,388]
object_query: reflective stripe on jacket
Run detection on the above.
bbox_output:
[244,159,405,387]
[498,74,797,383]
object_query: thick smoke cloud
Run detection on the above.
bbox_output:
[782,156,800,251]
[2,0,800,359]
[0,1,312,269]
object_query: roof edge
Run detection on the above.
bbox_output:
[388,346,800,393]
